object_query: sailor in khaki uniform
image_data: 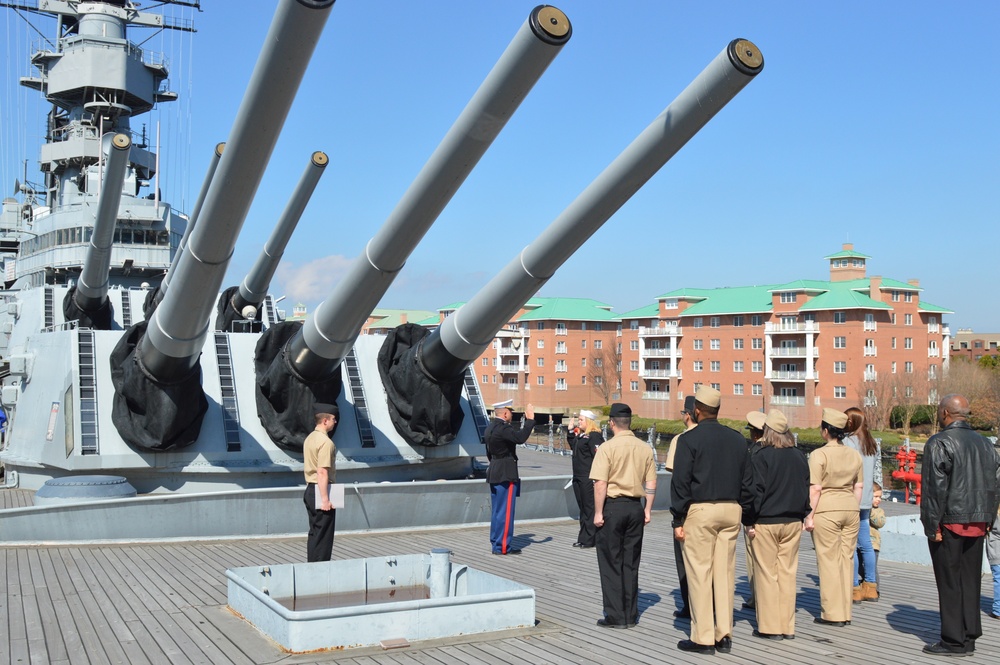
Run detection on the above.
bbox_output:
[590,402,657,629]
[303,403,338,562]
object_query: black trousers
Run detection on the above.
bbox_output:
[572,476,597,547]
[674,534,690,611]
[929,528,985,652]
[304,484,337,562]
[596,496,645,625]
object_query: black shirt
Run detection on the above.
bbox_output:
[670,418,754,527]
[485,417,535,485]
[749,445,811,525]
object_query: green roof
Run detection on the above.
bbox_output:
[918,301,953,314]
[516,297,618,322]
[875,277,922,291]
[438,302,465,312]
[798,286,891,311]
[618,303,660,319]
[824,249,872,260]
[412,314,441,326]
[769,280,830,293]
[367,309,436,328]
[654,285,779,316]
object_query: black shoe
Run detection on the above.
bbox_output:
[813,617,848,627]
[673,608,691,619]
[677,640,715,655]
[715,637,732,653]
[596,618,629,629]
[782,634,795,640]
[578,543,594,549]
[506,548,522,554]
[921,642,968,656]
[752,630,782,640]
[572,542,583,547]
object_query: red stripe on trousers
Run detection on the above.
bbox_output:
[502,483,514,554]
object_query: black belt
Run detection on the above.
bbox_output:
[607,496,641,502]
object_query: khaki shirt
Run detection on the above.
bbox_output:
[303,428,335,484]
[809,442,862,513]
[665,421,697,471]
[590,430,656,498]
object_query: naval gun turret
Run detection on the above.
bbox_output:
[110,0,335,451]
[215,151,329,333]
[62,133,132,329]
[252,5,572,452]
[380,39,765,446]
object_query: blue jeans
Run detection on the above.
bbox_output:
[854,509,877,585]
[992,564,1000,615]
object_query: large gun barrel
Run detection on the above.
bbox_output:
[254,5,572,451]
[286,4,572,383]
[111,0,335,451]
[219,150,328,330]
[380,38,764,446]
[64,132,131,328]
[423,39,764,380]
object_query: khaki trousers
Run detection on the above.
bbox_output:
[811,510,860,622]
[682,501,742,645]
[751,522,802,635]
[744,526,755,605]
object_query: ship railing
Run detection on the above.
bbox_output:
[37,37,169,70]
[40,320,80,334]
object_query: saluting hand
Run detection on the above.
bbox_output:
[525,403,535,420]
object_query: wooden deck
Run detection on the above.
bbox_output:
[2,448,997,664]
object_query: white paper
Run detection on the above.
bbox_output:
[314,482,345,509]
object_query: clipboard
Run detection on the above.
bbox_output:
[314,482,345,509]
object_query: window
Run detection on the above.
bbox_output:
[629,320,639,330]
[905,314,912,326]
[594,340,602,349]
[693,318,704,328]
[556,341,567,353]
[630,340,639,351]
[752,361,762,373]
[752,338,763,349]
[581,323,587,331]
[710,339,720,350]
[752,384,763,396]
[834,361,846,373]
[891,337,896,349]
[905,386,913,397]
[905,337,913,349]
[693,339,704,350]
[929,364,937,379]
[630,360,639,371]
[834,311,846,324]
[649,340,661,350]
[581,376,587,384]
[594,358,603,367]
[734,384,744,396]
[596,323,603,331]
[710,360,721,372]
[650,360,660,370]
[581,358,587,367]
[556,322,567,335]
[710,317,720,328]
[664,298,678,309]
[733,361,744,372]
[630,381,639,392]
[537,339,544,348]
[905,292,913,303]
[892,290,900,302]
[734,338,744,350]
[537,376,544,385]
[780,292,797,303]
[892,313,896,325]
[835,386,847,399]
[711,383,721,391]
[892,361,897,373]
[693,361,704,372]
[751,315,763,326]
[693,383,703,392]
[905,361,913,373]
[556,378,567,391]
[834,336,846,349]
[536,322,544,330]
[537,357,544,367]
[492,358,497,366]
[733,315,744,327]
[482,357,488,366]
[482,375,488,383]
[581,339,587,349]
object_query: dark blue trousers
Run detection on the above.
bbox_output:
[596,496,645,626]
[490,481,519,553]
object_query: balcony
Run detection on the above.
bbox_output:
[770,370,813,381]
[764,321,820,333]
[555,366,568,373]
[499,383,520,391]
[555,328,568,336]
[928,348,940,357]
[643,348,681,358]
[498,346,525,356]
[498,364,525,373]
[864,346,877,357]
[864,321,877,332]
[770,395,805,406]
[928,323,940,334]
[638,325,682,337]
[640,369,682,379]
[642,391,671,401]
[942,325,951,337]
[770,347,819,357]
[864,370,878,382]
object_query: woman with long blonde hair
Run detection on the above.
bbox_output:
[844,406,881,601]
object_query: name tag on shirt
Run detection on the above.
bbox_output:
[314,483,345,509]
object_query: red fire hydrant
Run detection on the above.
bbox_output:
[891,446,922,505]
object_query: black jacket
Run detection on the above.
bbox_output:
[920,420,1000,537]
[749,445,811,525]
[567,430,602,479]
[485,417,535,485]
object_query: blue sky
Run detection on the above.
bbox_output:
[3,1,998,331]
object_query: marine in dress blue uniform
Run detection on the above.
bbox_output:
[485,400,535,555]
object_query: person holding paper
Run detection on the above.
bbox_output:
[304,403,338,562]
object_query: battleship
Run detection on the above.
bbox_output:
[0,0,762,539]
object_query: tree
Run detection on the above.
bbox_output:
[588,345,622,405]
[888,373,922,437]
[857,375,894,430]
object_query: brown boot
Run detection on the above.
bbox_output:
[852,586,863,604]
[862,582,878,601]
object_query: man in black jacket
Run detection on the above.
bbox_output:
[920,394,1000,656]
[486,400,535,555]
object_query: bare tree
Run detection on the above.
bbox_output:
[856,375,894,431]
[588,345,622,405]
[888,373,922,436]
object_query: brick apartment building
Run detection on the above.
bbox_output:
[618,244,952,427]
[950,329,1000,362]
